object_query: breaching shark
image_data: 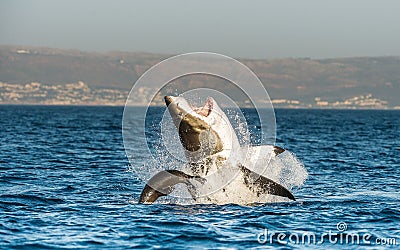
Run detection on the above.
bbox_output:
[139,96,302,205]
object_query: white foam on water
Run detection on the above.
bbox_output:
[177,148,308,205]
[242,146,308,190]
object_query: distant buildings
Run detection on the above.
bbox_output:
[16,49,30,54]
[0,81,396,109]
[0,81,127,106]
[314,95,388,109]
[271,99,307,108]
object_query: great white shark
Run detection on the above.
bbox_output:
[139,96,297,204]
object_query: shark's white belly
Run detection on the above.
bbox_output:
[194,174,291,205]
[183,145,305,205]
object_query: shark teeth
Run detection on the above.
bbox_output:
[191,97,214,117]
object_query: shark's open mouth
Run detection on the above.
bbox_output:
[191,97,214,117]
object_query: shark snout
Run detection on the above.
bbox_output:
[164,96,173,106]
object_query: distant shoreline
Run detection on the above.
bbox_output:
[1,45,400,109]
[1,103,399,111]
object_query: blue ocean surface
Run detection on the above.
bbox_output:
[0,106,399,249]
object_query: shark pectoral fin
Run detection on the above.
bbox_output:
[139,170,205,204]
[273,146,286,156]
[139,184,166,204]
[240,166,296,201]
[190,176,207,185]
[139,170,183,204]
[257,176,295,201]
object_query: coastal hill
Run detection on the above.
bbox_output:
[1,45,399,108]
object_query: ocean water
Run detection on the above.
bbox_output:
[0,106,399,249]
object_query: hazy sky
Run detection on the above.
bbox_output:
[1,0,399,59]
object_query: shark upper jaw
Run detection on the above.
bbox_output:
[164,96,214,123]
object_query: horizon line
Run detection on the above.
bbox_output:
[2,44,400,61]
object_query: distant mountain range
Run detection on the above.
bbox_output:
[1,45,399,108]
